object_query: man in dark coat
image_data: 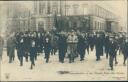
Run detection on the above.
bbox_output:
[15,32,24,62]
[36,32,43,54]
[117,35,124,55]
[57,33,67,63]
[100,33,105,56]
[18,33,25,66]
[89,34,95,52]
[77,33,88,61]
[15,32,20,61]
[114,36,120,64]
[108,37,118,70]
[29,35,37,69]
[51,34,58,55]
[23,32,30,62]
[32,32,38,60]
[95,34,103,61]
[86,33,90,54]
[44,33,52,63]
[121,38,128,66]
[104,34,110,59]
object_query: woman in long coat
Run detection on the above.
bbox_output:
[7,35,15,63]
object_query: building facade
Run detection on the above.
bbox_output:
[31,1,65,32]
[6,1,120,33]
[6,2,31,33]
[56,1,119,32]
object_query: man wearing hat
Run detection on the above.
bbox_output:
[104,33,110,59]
[23,32,30,62]
[108,35,118,70]
[15,32,21,62]
[29,34,37,69]
[95,34,103,61]
[86,33,90,54]
[121,37,128,66]
[44,32,52,63]
[17,33,25,66]
[114,35,120,64]
[88,33,95,52]
[56,32,67,63]
[77,33,88,61]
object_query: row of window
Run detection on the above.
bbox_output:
[38,3,81,16]
[37,2,115,19]
[8,4,30,18]
[92,6,115,19]
[8,20,29,28]
[39,6,60,15]
[38,2,60,15]
[93,21,105,30]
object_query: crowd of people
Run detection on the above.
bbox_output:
[0,30,128,70]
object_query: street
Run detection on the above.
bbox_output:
[0,48,127,81]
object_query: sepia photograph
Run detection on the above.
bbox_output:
[0,0,128,81]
